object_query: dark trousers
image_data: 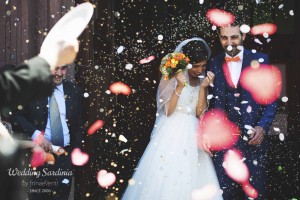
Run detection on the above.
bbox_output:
[213,145,268,200]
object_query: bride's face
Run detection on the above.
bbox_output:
[188,60,207,78]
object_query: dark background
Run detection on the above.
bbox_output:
[1,0,300,199]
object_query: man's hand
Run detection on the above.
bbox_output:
[199,134,213,157]
[248,126,265,145]
[34,133,53,152]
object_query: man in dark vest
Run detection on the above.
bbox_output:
[208,22,278,200]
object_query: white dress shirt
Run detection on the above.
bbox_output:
[32,84,70,147]
[225,47,244,88]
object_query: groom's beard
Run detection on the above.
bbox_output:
[224,45,242,57]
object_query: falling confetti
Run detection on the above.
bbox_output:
[281,96,288,102]
[279,133,285,141]
[139,55,155,64]
[71,148,89,166]
[251,23,277,36]
[109,82,131,95]
[254,38,263,45]
[289,10,294,16]
[125,63,133,70]
[240,64,282,105]
[240,24,251,33]
[97,170,116,188]
[191,184,222,200]
[118,134,128,143]
[206,9,235,27]
[199,0,204,5]
[157,34,163,40]
[224,149,249,183]
[62,179,70,184]
[198,109,240,151]
[117,46,125,54]
[87,120,104,135]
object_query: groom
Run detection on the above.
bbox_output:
[208,22,278,199]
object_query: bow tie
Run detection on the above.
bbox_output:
[225,56,241,62]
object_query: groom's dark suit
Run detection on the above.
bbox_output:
[11,80,83,200]
[208,49,278,199]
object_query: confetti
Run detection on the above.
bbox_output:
[240,24,250,33]
[87,120,104,135]
[198,110,240,151]
[109,82,131,95]
[97,170,116,188]
[71,148,89,166]
[240,64,282,105]
[251,23,277,36]
[206,9,235,27]
[139,55,155,64]
[117,46,125,54]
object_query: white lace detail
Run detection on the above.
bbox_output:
[174,86,200,115]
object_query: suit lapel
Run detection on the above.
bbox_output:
[215,53,226,109]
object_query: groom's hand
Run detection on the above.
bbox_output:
[248,126,265,145]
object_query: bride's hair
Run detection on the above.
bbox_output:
[181,40,209,64]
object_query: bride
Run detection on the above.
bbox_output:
[122,38,223,200]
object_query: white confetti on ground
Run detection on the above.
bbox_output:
[83,93,89,98]
[199,0,204,4]
[278,4,284,9]
[212,25,217,31]
[241,101,248,104]
[289,10,294,16]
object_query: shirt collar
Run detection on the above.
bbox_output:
[55,83,64,93]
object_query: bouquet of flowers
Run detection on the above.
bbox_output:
[160,52,190,81]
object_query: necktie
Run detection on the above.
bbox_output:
[49,92,64,147]
[225,56,241,63]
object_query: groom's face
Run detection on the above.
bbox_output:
[219,25,245,56]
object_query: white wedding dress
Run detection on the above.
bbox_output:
[122,79,223,200]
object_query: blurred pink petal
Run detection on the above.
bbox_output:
[224,149,249,183]
[240,64,282,105]
[206,9,235,27]
[97,169,116,188]
[71,148,89,166]
[242,182,259,198]
[109,82,131,95]
[139,55,155,64]
[191,184,222,200]
[251,23,277,35]
[87,120,104,135]
[198,109,240,151]
[31,149,45,167]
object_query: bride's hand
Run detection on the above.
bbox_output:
[200,134,213,157]
[201,71,215,88]
[175,72,187,88]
